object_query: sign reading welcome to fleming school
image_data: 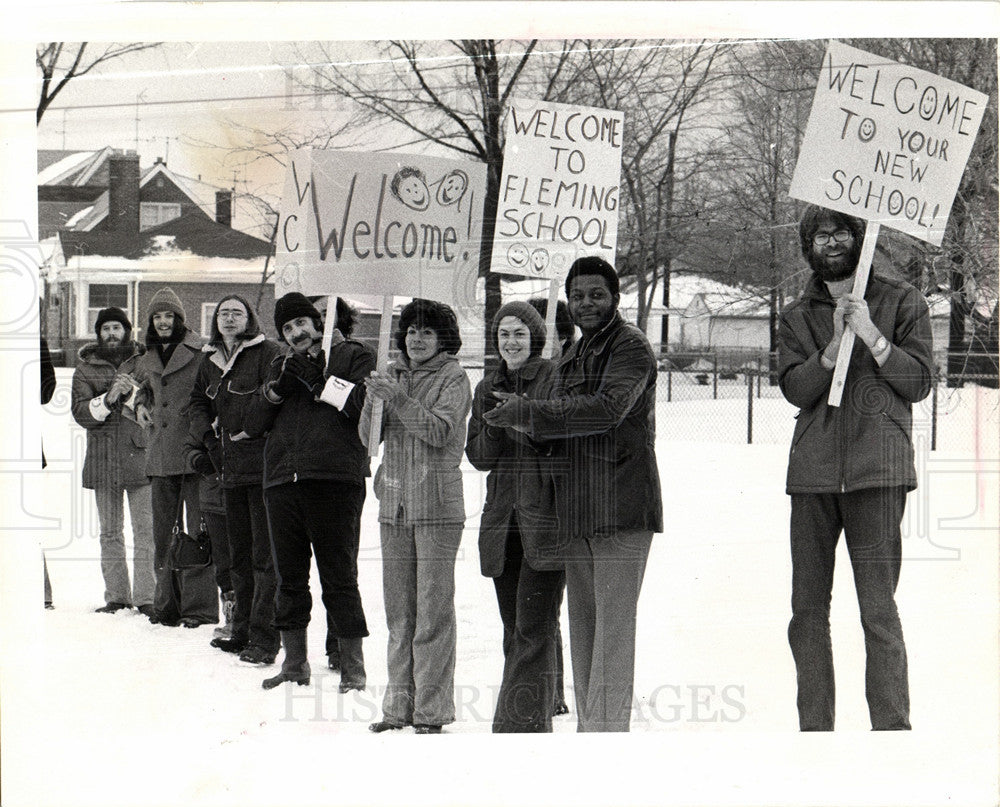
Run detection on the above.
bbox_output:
[789,41,987,247]
[491,98,624,279]
[274,149,487,307]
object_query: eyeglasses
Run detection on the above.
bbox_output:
[813,230,852,246]
[217,310,247,320]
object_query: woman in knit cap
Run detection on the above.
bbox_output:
[134,288,219,628]
[465,301,563,732]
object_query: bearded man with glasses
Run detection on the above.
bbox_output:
[777,205,934,731]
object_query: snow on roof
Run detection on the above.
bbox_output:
[37,151,98,185]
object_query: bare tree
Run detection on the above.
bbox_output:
[289,39,583,359]
[36,42,163,125]
[548,40,729,335]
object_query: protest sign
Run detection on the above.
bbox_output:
[789,41,987,248]
[274,148,487,307]
[491,98,624,279]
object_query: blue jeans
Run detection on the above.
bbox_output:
[789,487,911,731]
[492,515,565,733]
[93,484,155,607]
[379,519,463,727]
[224,485,278,653]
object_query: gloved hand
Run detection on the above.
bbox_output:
[271,355,301,398]
[287,351,326,396]
[191,451,215,476]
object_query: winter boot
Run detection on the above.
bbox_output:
[213,591,235,639]
[327,639,341,672]
[338,637,366,693]
[262,629,310,689]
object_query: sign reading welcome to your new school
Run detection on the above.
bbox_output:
[788,41,987,247]
[275,149,487,307]
[492,98,624,279]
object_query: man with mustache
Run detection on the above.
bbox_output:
[245,292,375,692]
[778,204,934,731]
[134,289,219,629]
[71,307,155,615]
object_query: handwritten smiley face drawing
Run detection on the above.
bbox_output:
[507,243,529,271]
[919,88,938,119]
[858,117,876,143]
[436,170,469,206]
[530,248,550,275]
[390,167,430,211]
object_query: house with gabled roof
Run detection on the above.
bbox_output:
[39,149,278,364]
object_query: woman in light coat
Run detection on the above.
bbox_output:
[361,299,471,735]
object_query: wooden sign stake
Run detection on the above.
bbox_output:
[543,278,560,360]
[367,295,395,457]
[828,221,880,407]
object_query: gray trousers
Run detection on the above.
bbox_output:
[93,484,155,607]
[379,520,463,727]
[565,529,653,732]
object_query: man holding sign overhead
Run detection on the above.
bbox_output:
[777,204,933,731]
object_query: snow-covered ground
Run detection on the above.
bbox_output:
[1,371,997,807]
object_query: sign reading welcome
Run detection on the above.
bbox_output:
[275,149,487,306]
[492,98,624,279]
[789,41,987,247]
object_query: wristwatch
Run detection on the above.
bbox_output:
[872,335,889,356]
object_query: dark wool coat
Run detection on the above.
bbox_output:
[527,313,664,541]
[466,356,562,575]
[187,334,283,488]
[778,273,934,494]
[134,329,205,477]
[244,332,376,490]
[71,342,149,490]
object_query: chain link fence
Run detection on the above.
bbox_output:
[464,350,999,451]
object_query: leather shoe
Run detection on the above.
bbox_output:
[210,636,247,654]
[95,602,130,614]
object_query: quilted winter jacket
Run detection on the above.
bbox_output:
[187,334,283,488]
[359,351,472,526]
[526,313,664,541]
[466,356,562,575]
[778,273,934,494]
[244,333,376,490]
[133,330,205,477]
[70,342,149,490]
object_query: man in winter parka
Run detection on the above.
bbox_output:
[245,293,375,692]
[778,204,933,731]
[134,288,218,628]
[188,295,283,665]
[71,307,155,614]
[485,256,663,733]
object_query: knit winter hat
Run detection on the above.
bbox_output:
[492,300,546,358]
[94,307,132,337]
[274,292,321,338]
[146,288,186,322]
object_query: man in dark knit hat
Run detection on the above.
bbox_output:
[778,204,934,731]
[244,292,375,692]
[134,289,219,629]
[71,307,155,614]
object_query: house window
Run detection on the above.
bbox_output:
[201,302,218,339]
[86,283,129,335]
[140,202,181,231]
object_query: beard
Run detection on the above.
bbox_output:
[148,321,185,346]
[808,240,861,282]
[290,333,317,353]
[96,337,134,366]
